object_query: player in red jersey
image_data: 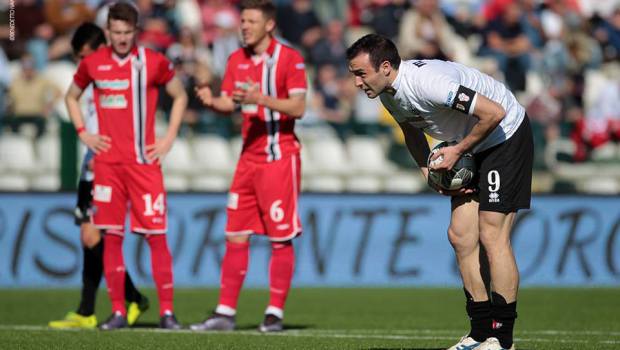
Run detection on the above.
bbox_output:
[65,2,188,330]
[49,22,148,330]
[190,0,307,333]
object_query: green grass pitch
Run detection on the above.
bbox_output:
[0,288,618,349]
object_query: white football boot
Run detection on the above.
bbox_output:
[447,335,483,350]
[476,337,515,350]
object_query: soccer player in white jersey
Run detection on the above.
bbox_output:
[347,34,533,350]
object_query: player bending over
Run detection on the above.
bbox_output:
[347,34,533,350]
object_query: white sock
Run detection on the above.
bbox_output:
[265,305,284,319]
[215,304,236,316]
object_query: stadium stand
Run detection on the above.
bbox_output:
[0,0,619,194]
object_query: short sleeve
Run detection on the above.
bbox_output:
[73,59,92,90]
[285,50,307,96]
[220,56,236,97]
[417,73,477,116]
[154,52,175,85]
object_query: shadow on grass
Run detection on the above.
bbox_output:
[130,322,160,328]
[236,324,312,331]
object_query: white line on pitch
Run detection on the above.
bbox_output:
[0,325,619,345]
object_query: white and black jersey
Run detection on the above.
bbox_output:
[75,85,98,225]
[380,59,525,153]
[79,85,98,182]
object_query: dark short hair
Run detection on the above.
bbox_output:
[240,0,276,21]
[71,22,106,55]
[346,34,401,71]
[108,1,139,27]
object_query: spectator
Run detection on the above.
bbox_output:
[200,0,240,46]
[312,64,350,140]
[571,79,620,161]
[520,0,545,49]
[594,7,620,62]
[165,27,232,135]
[363,0,408,40]
[44,0,95,36]
[137,0,178,51]
[309,19,348,74]
[398,0,457,61]
[210,10,241,77]
[442,0,483,39]
[542,10,601,109]
[312,0,348,24]
[4,54,60,138]
[276,0,322,50]
[479,2,532,92]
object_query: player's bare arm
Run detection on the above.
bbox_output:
[233,78,306,118]
[195,85,236,114]
[146,76,188,162]
[65,82,111,154]
[398,120,430,178]
[430,94,505,172]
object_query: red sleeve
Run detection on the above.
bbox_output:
[285,50,307,96]
[73,59,92,90]
[220,55,236,97]
[155,52,175,85]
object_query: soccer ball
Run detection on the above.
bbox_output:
[427,141,476,191]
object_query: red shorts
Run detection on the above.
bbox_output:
[91,162,167,235]
[226,154,302,241]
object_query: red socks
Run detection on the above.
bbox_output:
[104,233,174,317]
[268,241,295,312]
[218,241,250,311]
[146,234,174,316]
[103,233,126,315]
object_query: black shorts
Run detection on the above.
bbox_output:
[74,180,93,225]
[470,114,533,213]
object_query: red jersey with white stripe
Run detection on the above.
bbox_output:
[73,45,175,164]
[221,38,307,163]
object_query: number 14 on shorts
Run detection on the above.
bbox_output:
[143,193,165,216]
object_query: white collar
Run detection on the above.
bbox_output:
[390,60,406,93]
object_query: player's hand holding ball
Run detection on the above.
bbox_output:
[427,141,476,196]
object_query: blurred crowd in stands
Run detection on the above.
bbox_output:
[0,0,619,192]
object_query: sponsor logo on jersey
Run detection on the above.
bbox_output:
[295,63,305,70]
[93,185,112,203]
[445,90,454,107]
[100,94,128,109]
[456,103,466,111]
[97,65,112,71]
[228,192,239,210]
[241,104,258,114]
[489,191,500,203]
[237,64,250,70]
[277,224,290,231]
[95,79,130,90]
